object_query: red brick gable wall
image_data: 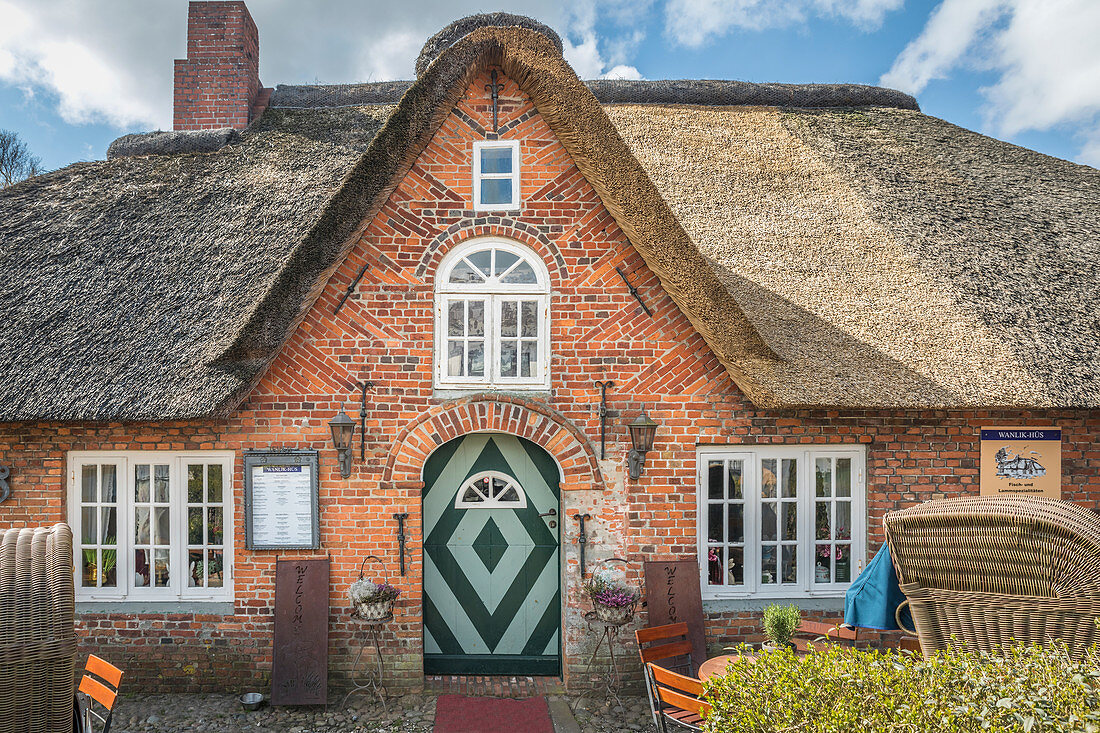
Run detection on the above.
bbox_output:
[0,66,1098,693]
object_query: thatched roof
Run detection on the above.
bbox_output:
[0,19,1096,420]
[0,106,392,420]
[606,105,1100,407]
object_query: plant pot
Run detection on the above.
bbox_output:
[355,600,393,621]
[761,642,794,653]
[593,604,633,625]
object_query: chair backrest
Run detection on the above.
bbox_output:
[791,620,859,653]
[884,496,1100,597]
[79,654,123,730]
[636,622,695,674]
[648,663,711,717]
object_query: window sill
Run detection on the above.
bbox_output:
[702,596,847,613]
[76,600,236,615]
[434,387,551,400]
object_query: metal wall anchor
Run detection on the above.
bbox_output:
[573,513,591,577]
[394,513,408,575]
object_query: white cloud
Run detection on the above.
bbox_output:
[882,0,1100,165]
[602,64,644,80]
[664,0,902,48]
[0,0,645,133]
[562,0,648,79]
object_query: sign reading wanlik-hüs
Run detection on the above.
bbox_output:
[980,427,1061,499]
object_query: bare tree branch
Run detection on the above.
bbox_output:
[0,130,44,188]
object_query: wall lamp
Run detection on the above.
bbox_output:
[329,408,356,478]
[626,410,659,480]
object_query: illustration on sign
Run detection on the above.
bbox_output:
[994,446,1045,479]
[980,427,1061,499]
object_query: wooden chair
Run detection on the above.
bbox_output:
[636,622,695,726]
[77,654,123,733]
[791,619,859,654]
[647,662,711,733]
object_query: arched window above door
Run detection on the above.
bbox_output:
[454,471,528,508]
[435,238,550,389]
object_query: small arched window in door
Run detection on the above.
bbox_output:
[455,471,528,509]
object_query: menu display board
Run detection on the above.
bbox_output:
[979,427,1062,499]
[244,451,320,550]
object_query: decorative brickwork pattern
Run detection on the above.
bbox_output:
[384,395,602,491]
[0,65,1097,696]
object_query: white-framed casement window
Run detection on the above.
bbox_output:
[473,140,521,211]
[68,451,234,603]
[435,237,550,389]
[697,445,866,600]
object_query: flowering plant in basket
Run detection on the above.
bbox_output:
[583,565,638,624]
[349,579,399,620]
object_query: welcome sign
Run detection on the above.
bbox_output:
[979,427,1061,499]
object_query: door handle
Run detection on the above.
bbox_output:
[538,508,557,518]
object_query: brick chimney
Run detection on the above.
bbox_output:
[173,1,271,131]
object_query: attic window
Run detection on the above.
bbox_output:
[473,140,520,211]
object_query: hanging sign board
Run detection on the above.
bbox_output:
[980,427,1061,499]
[244,450,320,550]
[643,558,706,671]
[272,557,329,705]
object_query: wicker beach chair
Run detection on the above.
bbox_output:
[0,524,78,733]
[884,496,1100,659]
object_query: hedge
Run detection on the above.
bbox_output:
[703,643,1100,732]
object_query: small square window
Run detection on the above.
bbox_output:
[473,141,520,211]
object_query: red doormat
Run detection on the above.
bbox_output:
[434,694,554,733]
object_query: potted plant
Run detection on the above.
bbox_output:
[762,603,801,651]
[349,579,399,621]
[583,564,639,625]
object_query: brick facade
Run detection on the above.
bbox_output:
[1,65,1098,695]
[173,2,266,131]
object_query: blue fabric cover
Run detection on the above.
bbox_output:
[843,545,913,631]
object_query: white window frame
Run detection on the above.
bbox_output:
[435,237,551,390]
[696,445,866,601]
[454,470,529,509]
[68,451,234,603]
[472,140,521,211]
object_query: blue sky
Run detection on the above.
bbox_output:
[2,0,1098,172]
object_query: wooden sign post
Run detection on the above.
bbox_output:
[271,557,330,705]
[643,558,706,671]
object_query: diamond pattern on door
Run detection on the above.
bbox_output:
[423,434,561,675]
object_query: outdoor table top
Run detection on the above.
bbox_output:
[697,652,756,681]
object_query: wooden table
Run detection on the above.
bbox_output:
[697,652,755,681]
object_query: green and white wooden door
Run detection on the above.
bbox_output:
[423,434,561,675]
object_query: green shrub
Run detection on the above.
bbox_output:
[761,604,801,648]
[703,643,1100,733]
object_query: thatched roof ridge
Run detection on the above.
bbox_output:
[270,78,916,110]
[416,13,562,78]
[106,128,240,159]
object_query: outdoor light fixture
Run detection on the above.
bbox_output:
[626,410,659,480]
[328,408,356,478]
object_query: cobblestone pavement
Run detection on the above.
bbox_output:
[110,691,656,732]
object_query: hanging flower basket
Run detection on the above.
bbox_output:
[593,602,634,625]
[584,558,639,626]
[348,555,399,622]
